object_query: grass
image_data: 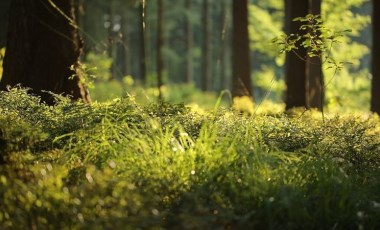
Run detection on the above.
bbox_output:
[0,88,379,229]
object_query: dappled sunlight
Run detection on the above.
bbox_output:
[0,88,379,228]
[232,96,255,114]
[0,0,379,228]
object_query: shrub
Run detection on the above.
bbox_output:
[0,89,379,229]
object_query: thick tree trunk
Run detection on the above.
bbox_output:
[371,0,380,114]
[0,0,90,105]
[306,0,323,110]
[201,0,212,91]
[232,0,252,98]
[0,0,11,48]
[284,0,308,109]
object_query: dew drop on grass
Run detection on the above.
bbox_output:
[191,170,195,175]
[73,198,81,205]
[372,201,380,208]
[0,176,7,185]
[86,173,94,183]
[152,209,160,216]
[63,187,69,194]
[40,169,47,176]
[127,183,136,190]
[180,132,189,137]
[35,200,42,207]
[77,213,84,223]
[108,160,116,169]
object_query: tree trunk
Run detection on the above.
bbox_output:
[113,9,128,80]
[0,0,11,48]
[201,0,212,91]
[232,0,252,98]
[107,0,116,80]
[284,0,308,109]
[0,0,90,105]
[139,1,147,84]
[371,0,380,114]
[220,0,229,91]
[184,0,193,84]
[306,0,323,110]
[156,0,164,100]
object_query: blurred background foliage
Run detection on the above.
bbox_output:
[0,0,373,112]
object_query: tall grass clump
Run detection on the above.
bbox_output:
[0,88,379,229]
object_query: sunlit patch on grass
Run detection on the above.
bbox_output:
[233,96,255,114]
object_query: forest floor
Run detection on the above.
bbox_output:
[0,88,379,229]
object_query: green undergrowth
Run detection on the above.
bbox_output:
[0,88,379,229]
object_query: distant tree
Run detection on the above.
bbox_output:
[232,0,252,98]
[156,0,164,100]
[201,0,212,91]
[220,0,229,91]
[184,0,193,84]
[106,1,115,68]
[306,0,323,111]
[139,1,147,84]
[284,0,309,109]
[106,0,129,80]
[0,0,90,105]
[371,0,380,114]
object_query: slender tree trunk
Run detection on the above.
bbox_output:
[114,28,127,79]
[0,0,90,105]
[306,0,323,110]
[232,0,252,98]
[139,1,147,84]
[107,0,116,80]
[284,0,308,109]
[184,0,193,84]
[122,14,129,77]
[156,0,164,100]
[220,0,229,90]
[371,0,380,114]
[201,0,211,91]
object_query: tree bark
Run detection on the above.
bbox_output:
[0,0,11,48]
[306,0,323,110]
[284,0,308,109]
[0,0,90,105]
[371,0,380,114]
[232,0,252,98]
